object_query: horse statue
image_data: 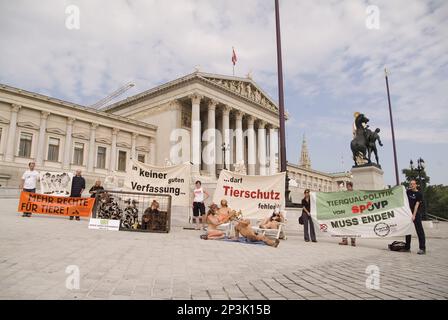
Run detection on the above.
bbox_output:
[350,113,370,166]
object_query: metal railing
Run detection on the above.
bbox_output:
[426,213,448,222]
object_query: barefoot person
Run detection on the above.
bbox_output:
[339,182,356,246]
[234,219,280,248]
[203,204,226,240]
[191,180,209,230]
[19,161,40,217]
[259,208,284,229]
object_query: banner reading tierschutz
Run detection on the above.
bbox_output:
[310,185,414,238]
[213,170,286,218]
[124,160,190,206]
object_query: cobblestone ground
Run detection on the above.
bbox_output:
[0,199,447,300]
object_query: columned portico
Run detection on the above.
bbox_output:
[207,100,217,177]
[222,106,231,171]
[36,111,50,166]
[63,117,75,169]
[4,104,20,162]
[190,94,202,174]
[235,111,244,170]
[87,123,98,172]
[110,128,119,172]
[246,115,256,175]
[131,133,138,160]
[269,126,278,175]
[258,120,267,176]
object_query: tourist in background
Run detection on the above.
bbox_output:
[69,169,85,221]
[19,161,39,217]
[192,180,209,230]
[301,189,316,242]
[89,179,104,199]
[339,181,357,246]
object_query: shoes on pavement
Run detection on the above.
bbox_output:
[75,216,80,221]
[339,240,348,245]
[417,249,426,255]
[69,216,74,220]
[312,240,317,243]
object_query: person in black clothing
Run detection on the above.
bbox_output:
[404,179,426,254]
[301,189,316,242]
[89,179,104,199]
[69,169,86,221]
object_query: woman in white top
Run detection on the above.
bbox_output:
[19,161,40,217]
[192,180,209,230]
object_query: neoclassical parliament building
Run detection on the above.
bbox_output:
[0,71,350,197]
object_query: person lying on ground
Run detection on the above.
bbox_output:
[234,219,280,248]
[259,208,284,229]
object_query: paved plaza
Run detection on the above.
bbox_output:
[0,198,447,300]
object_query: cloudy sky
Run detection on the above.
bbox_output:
[1,0,447,185]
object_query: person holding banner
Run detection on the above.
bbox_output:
[192,181,209,230]
[404,180,426,255]
[19,161,40,217]
[339,182,356,247]
[301,189,317,242]
[69,169,85,221]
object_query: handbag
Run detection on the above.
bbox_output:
[298,215,304,225]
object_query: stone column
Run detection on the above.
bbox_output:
[149,138,156,165]
[235,111,244,169]
[131,133,138,160]
[190,94,202,174]
[87,123,98,172]
[258,120,267,176]
[247,115,256,175]
[110,128,119,172]
[207,100,217,177]
[36,111,50,166]
[269,126,278,175]
[4,104,21,162]
[63,117,75,169]
[222,106,231,170]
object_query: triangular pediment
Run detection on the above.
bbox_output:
[104,71,280,115]
[17,121,40,130]
[199,73,279,113]
[46,127,66,135]
[0,116,10,124]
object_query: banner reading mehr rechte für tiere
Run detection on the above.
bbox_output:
[310,186,414,238]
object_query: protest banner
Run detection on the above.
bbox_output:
[124,160,190,207]
[18,192,94,217]
[40,171,73,196]
[213,170,286,218]
[310,185,414,238]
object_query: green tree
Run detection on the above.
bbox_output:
[425,185,448,219]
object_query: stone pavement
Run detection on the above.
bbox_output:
[0,198,447,300]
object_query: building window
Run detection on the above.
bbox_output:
[47,137,60,161]
[137,154,145,163]
[118,150,127,171]
[18,132,33,158]
[97,146,106,169]
[73,142,84,165]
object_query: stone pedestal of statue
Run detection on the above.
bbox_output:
[351,164,385,190]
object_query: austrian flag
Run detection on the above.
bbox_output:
[231,47,237,65]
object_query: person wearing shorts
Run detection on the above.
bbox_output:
[192,180,209,230]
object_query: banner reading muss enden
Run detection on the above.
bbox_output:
[213,170,286,218]
[310,186,414,238]
[124,160,190,206]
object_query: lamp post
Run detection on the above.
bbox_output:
[221,142,229,170]
[274,0,291,205]
[385,68,400,186]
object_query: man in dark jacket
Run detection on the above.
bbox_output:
[69,169,86,221]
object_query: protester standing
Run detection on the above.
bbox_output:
[339,181,357,246]
[301,189,316,242]
[404,179,426,254]
[19,161,39,217]
[192,180,209,230]
[69,169,85,221]
[89,179,104,199]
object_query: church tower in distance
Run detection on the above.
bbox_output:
[299,134,311,169]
